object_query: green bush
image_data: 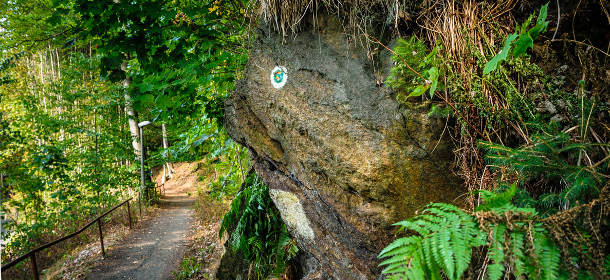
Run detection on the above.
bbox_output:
[173,256,205,280]
[219,173,298,278]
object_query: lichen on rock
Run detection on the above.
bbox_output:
[269,189,315,241]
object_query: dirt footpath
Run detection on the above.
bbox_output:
[85,166,198,280]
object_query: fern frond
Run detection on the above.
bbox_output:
[379,236,421,258]
[563,171,600,200]
[427,202,461,213]
[218,173,298,278]
[526,225,547,278]
[395,219,433,236]
[486,223,507,280]
[379,181,576,280]
[509,229,526,277]
[419,235,445,279]
[219,189,244,238]
[487,264,505,280]
[476,184,517,213]
[452,218,482,276]
[538,233,562,280]
[438,226,456,278]
[418,213,448,227]
[423,206,461,222]
[380,253,411,272]
[248,236,263,251]
[400,250,426,280]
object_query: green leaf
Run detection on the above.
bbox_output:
[475,183,517,212]
[510,230,526,277]
[487,224,507,280]
[483,33,518,75]
[511,34,534,57]
[536,3,549,27]
[428,67,439,98]
[156,95,172,110]
[409,84,430,97]
[438,226,455,278]
[138,83,154,93]
[427,104,451,118]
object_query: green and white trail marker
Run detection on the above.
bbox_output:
[270,66,287,89]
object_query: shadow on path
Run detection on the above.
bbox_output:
[85,196,195,280]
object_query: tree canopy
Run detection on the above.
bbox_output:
[0,0,252,268]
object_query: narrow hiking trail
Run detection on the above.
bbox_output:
[84,164,198,280]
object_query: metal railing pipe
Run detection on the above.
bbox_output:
[1,198,134,279]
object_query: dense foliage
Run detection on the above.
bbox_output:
[0,0,256,273]
[380,185,565,279]
[381,1,609,278]
[2,0,608,278]
[219,172,299,278]
[380,184,610,279]
[0,49,137,260]
[56,0,251,122]
[480,130,609,217]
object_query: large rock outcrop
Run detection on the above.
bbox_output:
[224,13,464,279]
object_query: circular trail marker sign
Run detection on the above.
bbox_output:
[270,66,287,89]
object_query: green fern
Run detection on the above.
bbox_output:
[379,185,567,279]
[219,172,298,278]
[509,229,526,277]
[379,202,485,279]
[487,223,507,280]
[479,132,608,217]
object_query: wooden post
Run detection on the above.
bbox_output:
[126,200,132,229]
[97,219,105,256]
[30,253,40,280]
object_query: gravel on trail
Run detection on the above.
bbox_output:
[85,196,195,280]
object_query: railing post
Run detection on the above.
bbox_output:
[97,219,105,257]
[2,198,135,276]
[30,253,40,280]
[126,200,132,229]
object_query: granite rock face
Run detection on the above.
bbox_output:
[224,13,463,279]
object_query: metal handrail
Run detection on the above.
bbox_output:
[155,182,165,196]
[1,197,134,279]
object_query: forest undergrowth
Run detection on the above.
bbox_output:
[374,0,610,278]
[173,143,298,280]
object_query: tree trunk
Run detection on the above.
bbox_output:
[123,76,140,157]
[161,123,174,183]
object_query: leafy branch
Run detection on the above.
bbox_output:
[483,3,549,75]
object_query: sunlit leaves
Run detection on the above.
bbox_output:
[483,33,518,75]
[483,3,549,74]
[0,51,138,259]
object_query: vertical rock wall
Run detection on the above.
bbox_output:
[224,13,463,279]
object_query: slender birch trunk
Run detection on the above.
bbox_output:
[161,123,174,184]
[123,76,140,157]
